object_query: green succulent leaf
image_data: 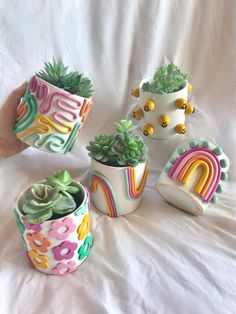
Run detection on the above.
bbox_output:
[142,63,190,94]
[36,59,93,98]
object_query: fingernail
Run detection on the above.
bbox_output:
[19,81,28,88]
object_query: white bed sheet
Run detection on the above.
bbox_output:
[0,0,236,313]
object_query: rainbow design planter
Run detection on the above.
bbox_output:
[132,79,194,139]
[13,182,92,275]
[155,139,229,215]
[90,159,148,217]
[13,76,92,153]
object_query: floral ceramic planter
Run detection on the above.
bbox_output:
[155,139,229,215]
[90,158,148,217]
[13,76,92,153]
[132,79,194,139]
[13,181,92,275]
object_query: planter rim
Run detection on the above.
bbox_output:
[35,75,92,101]
[139,77,188,96]
[15,179,86,222]
[90,157,146,170]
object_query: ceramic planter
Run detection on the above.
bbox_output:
[13,75,92,153]
[13,181,92,275]
[132,79,194,139]
[155,139,229,215]
[90,159,148,217]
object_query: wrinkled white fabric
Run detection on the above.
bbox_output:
[0,0,236,313]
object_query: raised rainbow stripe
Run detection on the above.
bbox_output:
[124,165,148,199]
[91,172,119,217]
[168,147,222,203]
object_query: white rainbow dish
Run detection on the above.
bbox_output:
[155,139,229,215]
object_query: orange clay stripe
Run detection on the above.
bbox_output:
[17,115,72,138]
[80,99,92,123]
[125,165,148,199]
[177,155,214,195]
[181,160,210,194]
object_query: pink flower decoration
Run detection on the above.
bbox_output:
[48,217,76,240]
[22,218,42,232]
[52,241,78,261]
[52,261,77,276]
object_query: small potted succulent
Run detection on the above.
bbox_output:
[132,63,195,139]
[13,170,92,276]
[86,120,148,217]
[13,59,93,153]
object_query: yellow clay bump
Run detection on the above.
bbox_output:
[143,124,154,136]
[175,123,186,134]
[132,108,143,120]
[188,83,192,93]
[131,87,140,98]
[185,104,195,116]
[158,115,170,128]
[144,99,156,112]
[175,98,187,109]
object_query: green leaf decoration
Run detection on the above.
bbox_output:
[22,170,80,224]
[86,120,148,167]
[36,59,93,98]
[142,63,190,94]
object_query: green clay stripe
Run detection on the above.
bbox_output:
[23,132,66,153]
[64,122,81,153]
[13,94,38,134]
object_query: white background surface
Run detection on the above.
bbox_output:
[0,1,236,313]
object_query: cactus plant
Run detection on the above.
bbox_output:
[86,120,148,167]
[22,170,80,224]
[36,59,93,98]
[142,63,190,94]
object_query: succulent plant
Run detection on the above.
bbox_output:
[86,120,148,167]
[36,59,93,98]
[22,170,79,224]
[142,63,190,94]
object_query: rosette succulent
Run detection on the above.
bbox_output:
[22,170,80,224]
[86,120,148,167]
[36,59,93,98]
[142,63,190,94]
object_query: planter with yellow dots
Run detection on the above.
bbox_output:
[155,139,229,215]
[13,170,92,276]
[132,64,194,139]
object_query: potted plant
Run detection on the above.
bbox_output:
[132,63,195,139]
[13,170,92,276]
[155,139,230,215]
[86,120,148,217]
[13,59,93,153]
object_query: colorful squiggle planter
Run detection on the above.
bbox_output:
[13,181,92,275]
[155,139,230,215]
[90,159,148,216]
[132,79,194,139]
[13,76,92,153]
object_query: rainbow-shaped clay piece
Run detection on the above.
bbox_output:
[155,139,229,215]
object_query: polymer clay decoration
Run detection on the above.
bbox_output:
[132,63,194,139]
[155,139,230,215]
[13,170,92,275]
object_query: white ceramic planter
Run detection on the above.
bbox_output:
[132,78,194,139]
[90,159,148,216]
[13,75,92,153]
[13,181,92,275]
[155,139,230,215]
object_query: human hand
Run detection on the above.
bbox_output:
[0,82,28,159]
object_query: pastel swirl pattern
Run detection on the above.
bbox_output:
[13,76,91,153]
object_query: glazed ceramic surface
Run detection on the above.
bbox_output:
[155,139,230,215]
[13,181,92,275]
[13,76,92,153]
[90,159,148,217]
